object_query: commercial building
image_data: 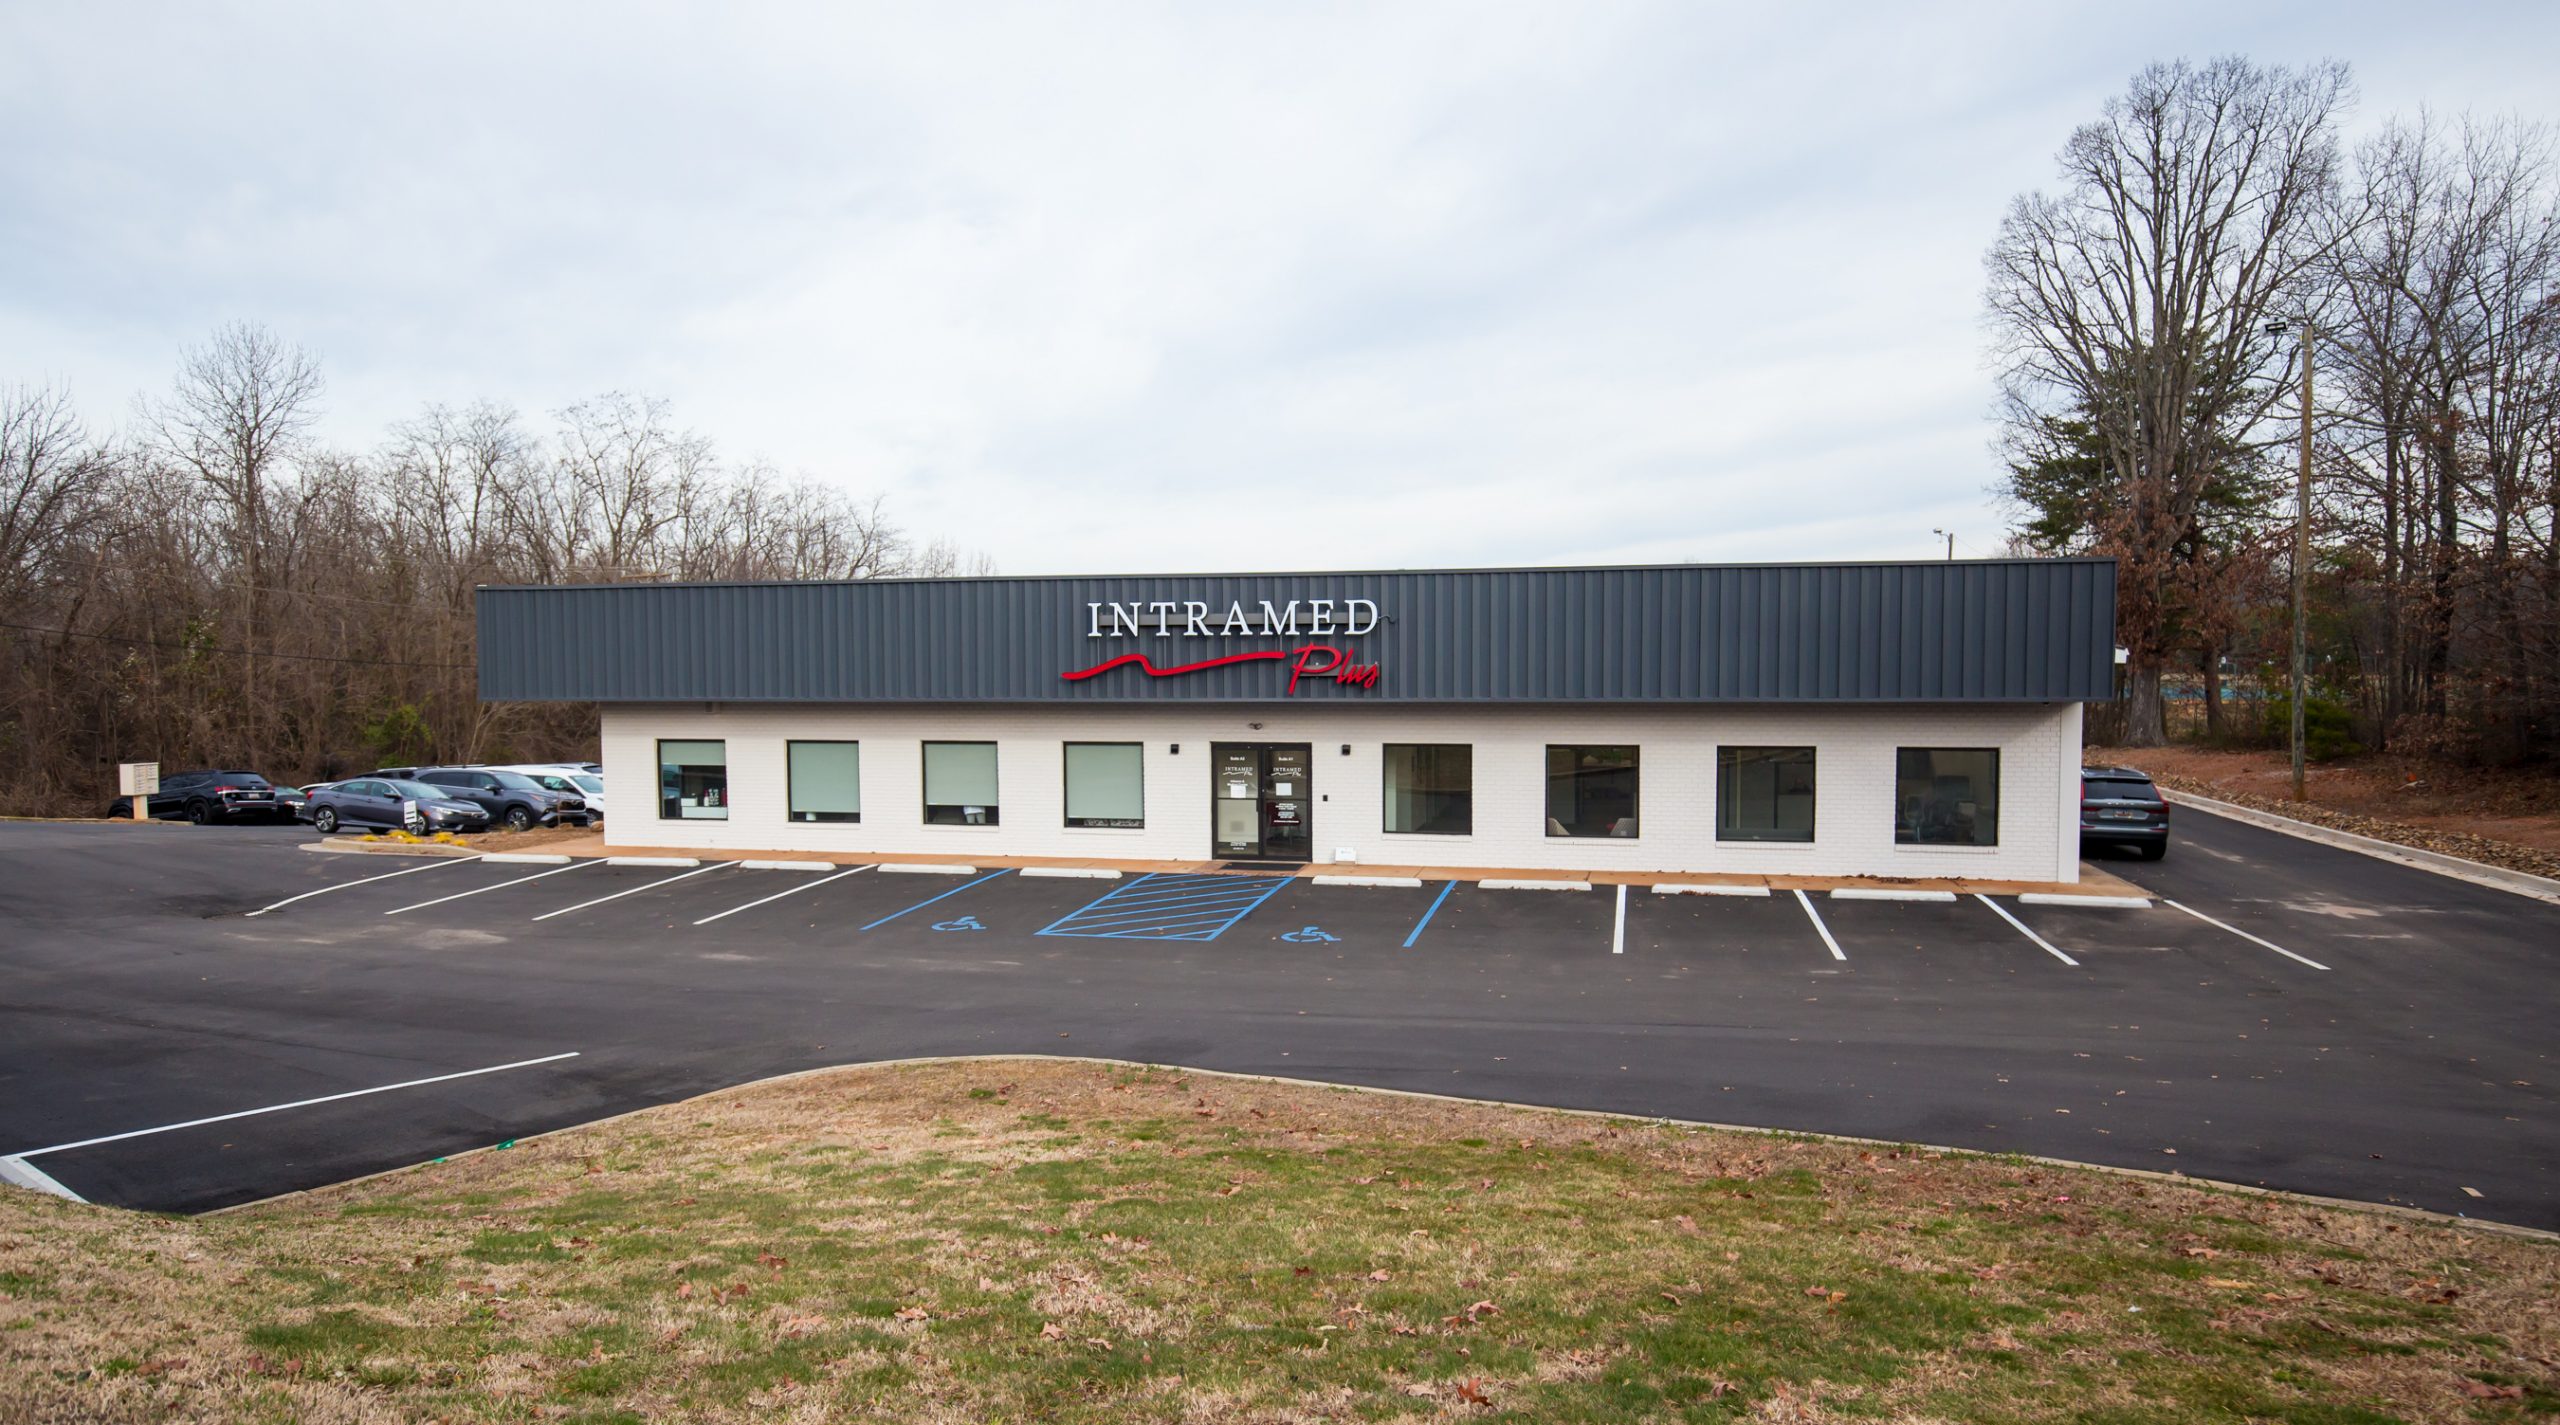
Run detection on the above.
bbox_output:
[476,559,2117,883]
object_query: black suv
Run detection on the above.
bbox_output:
[410,766,591,832]
[2080,766,2170,860]
[107,770,295,824]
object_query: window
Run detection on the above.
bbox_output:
[1063,743,1144,828]
[659,739,728,820]
[1382,744,1472,834]
[1545,745,1639,838]
[1896,748,1999,846]
[923,741,999,825]
[788,741,862,823]
[1717,746,1816,842]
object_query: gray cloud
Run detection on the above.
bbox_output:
[4,1,2553,572]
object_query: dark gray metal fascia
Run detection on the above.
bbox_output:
[476,559,2117,705]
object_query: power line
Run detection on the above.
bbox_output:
[0,620,471,671]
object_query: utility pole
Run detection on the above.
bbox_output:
[2291,323,2313,802]
[1932,528,1955,561]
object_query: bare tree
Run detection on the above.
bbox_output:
[1987,58,2355,744]
[141,321,323,730]
[0,384,111,614]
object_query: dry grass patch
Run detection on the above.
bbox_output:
[2,1059,2555,1423]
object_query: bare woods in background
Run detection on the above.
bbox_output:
[0,324,977,816]
[1989,58,2560,764]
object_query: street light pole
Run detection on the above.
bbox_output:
[2291,323,2313,802]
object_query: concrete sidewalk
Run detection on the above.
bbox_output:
[311,829,2154,901]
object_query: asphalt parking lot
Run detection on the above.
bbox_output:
[0,812,2552,1228]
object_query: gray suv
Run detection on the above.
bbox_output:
[412,766,592,832]
[2080,766,2170,860]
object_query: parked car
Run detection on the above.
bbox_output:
[493,764,606,822]
[305,778,493,835]
[106,770,296,825]
[411,766,591,831]
[2080,766,2171,860]
[270,784,309,820]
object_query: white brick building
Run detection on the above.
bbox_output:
[480,560,2118,883]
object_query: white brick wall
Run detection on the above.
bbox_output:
[602,700,2084,883]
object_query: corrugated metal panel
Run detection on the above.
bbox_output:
[475,559,2117,704]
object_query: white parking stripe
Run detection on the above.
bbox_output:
[694,865,872,925]
[384,859,597,915]
[1974,894,2080,966]
[1792,889,1847,961]
[245,855,485,916]
[1611,883,1627,954]
[7,1052,581,1159]
[2164,899,2331,971]
[531,861,733,921]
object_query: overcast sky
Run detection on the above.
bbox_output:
[5,3,2555,575]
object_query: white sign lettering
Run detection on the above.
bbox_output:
[1086,597,1379,639]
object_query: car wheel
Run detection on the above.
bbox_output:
[503,805,535,832]
[2138,841,2167,861]
[186,800,211,825]
[313,807,339,834]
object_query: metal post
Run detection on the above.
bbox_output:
[2291,325,2312,802]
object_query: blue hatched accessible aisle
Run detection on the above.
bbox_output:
[1037,871,1293,942]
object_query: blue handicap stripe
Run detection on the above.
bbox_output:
[1402,880,1458,948]
[859,869,1011,931]
[1038,871,1292,941]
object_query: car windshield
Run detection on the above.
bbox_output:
[570,774,603,793]
[527,773,578,792]
[385,780,451,800]
[488,771,545,791]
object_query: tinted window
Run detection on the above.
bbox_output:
[2086,777,2158,800]
[1545,746,1639,838]
[341,780,383,797]
[488,771,543,791]
[1896,748,2000,846]
[923,741,998,826]
[420,770,465,786]
[1382,744,1471,834]
[385,781,447,800]
[661,740,728,819]
[1717,747,1815,842]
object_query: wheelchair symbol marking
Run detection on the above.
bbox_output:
[932,915,986,932]
[1280,925,1339,943]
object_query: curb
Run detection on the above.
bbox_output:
[1651,883,1772,897]
[300,839,474,859]
[2166,790,2560,907]
[193,1053,2560,1244]
[1479,878,1590,891]
[1312,874,1425,888]
[1829,887,1957,903]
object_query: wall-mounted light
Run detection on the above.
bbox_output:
[1339,744,1351,756]
[1170,743,1180,755]
[1248,722,1264,731]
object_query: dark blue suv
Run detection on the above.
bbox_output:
[2080,766,2170,860]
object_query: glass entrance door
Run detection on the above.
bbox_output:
[1210,743,1313,862]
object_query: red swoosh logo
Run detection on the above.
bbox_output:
[1060,649,1287,681]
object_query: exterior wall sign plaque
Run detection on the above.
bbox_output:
[1066,595,1383,693]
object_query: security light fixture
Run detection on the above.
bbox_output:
[1339,744,1351,756]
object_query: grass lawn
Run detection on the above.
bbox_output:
[3,1060,2554,1423]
